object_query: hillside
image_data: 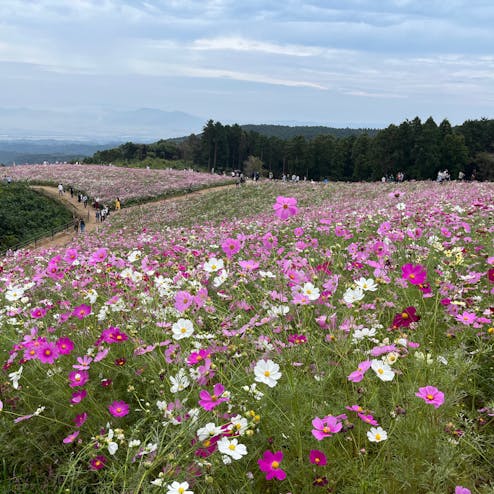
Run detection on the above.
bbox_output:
[0,173,493,493]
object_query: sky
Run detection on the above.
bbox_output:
[1,0,494,134]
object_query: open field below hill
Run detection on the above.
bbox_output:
[0,176,493,493]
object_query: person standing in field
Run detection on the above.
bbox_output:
[79,218,85,233]
[115,198,121,210]
[58,183,64,195]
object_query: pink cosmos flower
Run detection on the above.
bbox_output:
[357,413,379,426]
[221,237,241,258]
[89,455,107,470]
[63,431,80,444]
[174,290,194,312]
[415,386,445,409]
[455,487,471,494]
[401,263,427,285]
[30,307,47,319]
[56,337,74,355]
[455,311,477,326]
[108,400,130,417]
[89,248,108,265]
[63,248,78,264]
[258,450,286,480]
[312,415,342,440]
[309,449,327,466]
[68,370,89,387]
[273,196,298,220]
[36,341,59,364]
[198,383,229,411]
[347,360,372,383]
[70,390,87,404]
[72,304,91,319]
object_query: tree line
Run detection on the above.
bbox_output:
[86,117,494,181]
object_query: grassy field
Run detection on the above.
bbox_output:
[0,176,493,493]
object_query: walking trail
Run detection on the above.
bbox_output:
[28,182,239,251]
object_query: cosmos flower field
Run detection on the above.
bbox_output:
[1,171,493,494]
[5,164,232,204]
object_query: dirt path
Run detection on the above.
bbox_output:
[28,182,239,251]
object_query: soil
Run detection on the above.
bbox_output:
[27,183,238,251]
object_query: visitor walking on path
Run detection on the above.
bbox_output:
[79,218,85,233]
[58,183,64,195]
[115,197,121,210]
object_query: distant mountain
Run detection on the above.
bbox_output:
[0,140,121,165]
[241,124,379,140]
[0,107,205,141]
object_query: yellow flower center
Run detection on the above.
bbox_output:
[375,433,381,441]
[228,444,236,451]
[271,461,280,469]
[426,394,434,400]
[264,370,271,377]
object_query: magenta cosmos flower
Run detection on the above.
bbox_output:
[312,415,342,440]
[455,487,471,494]
[309,449,327,466]
[108,400,130,417]
[392,306,420,329]
[258,450,286,480]
[89,455,107,470]
[36,341,60,364]
[198,383,229,411]
[401,263,427,285]
[415,386,445,409]
[68,370,89,387]
[273,196,298,220]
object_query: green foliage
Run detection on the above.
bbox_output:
[84,118,494,182]
[0,183,73,250]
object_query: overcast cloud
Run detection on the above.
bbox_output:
[1,0,493,133]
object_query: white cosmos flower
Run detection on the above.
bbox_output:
[355,277,378,291]
[166,481,193,494]
[170,369,190,393]
[127,250,142,263]
[172,318,194,340]
[217,437,248,460]
[254,359,282,388]
[5,286,24,302]
[343,287,365,304]
[367,426,388,442]
[227,415,249,435]
[267,305,290,317]
[8,366,23,389]
[203,258,224,273]
[352,327,377,342]
[259,270,276,278]
[213,270,228,287]
[196,422,222,441]
[301,282,320,301]
[370,360,395,381]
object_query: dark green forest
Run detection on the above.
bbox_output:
[0,183,73,251]
[86,117,494,181]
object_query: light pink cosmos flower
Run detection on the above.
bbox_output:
[455,487,471,494]
[415,386,445,409]
[258,450,286,480]
[273,196,298,220]
[221,237,242,258]
[63,431,80,444]
[89,248,108,265]
[174,290,194,312]
[401,263,427,285]
[347,360,372,383]
[312,415,342,440]
[108,400,130,417]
